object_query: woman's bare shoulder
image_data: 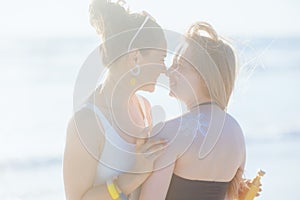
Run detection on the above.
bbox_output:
[223,113,244,136]
[66,108,105,157]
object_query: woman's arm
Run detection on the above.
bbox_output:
[226,133,247,200]
[139,162,175,200]
[63,109,167,200]
[63,110,114,200]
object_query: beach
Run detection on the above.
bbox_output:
[0,36,299,199]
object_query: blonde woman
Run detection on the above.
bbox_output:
[63,0,168,200]
[139,22,246,200]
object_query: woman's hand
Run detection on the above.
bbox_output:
[134,127,168,173]
[238,179,262,200]
[116,127,168,196]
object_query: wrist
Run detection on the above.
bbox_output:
[106,179,121,200]
[116,173,147,196]
[113,179,130,200]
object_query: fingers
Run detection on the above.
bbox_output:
[145,143,167,155]
[137,139,168,162]
[144,141,167,160]
[256,183,262,196]
[136,137,146,147]
[147,147,166,161]
[141,139,168,152]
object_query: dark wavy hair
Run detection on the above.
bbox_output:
[89,0,166,66]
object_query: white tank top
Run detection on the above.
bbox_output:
[84,102,136,184]
[83,97,148,199]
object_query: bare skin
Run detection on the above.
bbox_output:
[63,49,167,200]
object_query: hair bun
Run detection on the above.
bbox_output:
[89,0,107,15]
[187,21,219,41]
[89,0,129,38]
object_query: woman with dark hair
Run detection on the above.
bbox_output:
[63,1,167,199]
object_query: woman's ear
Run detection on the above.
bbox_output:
[127,49,141,67]
[135,50,143,64]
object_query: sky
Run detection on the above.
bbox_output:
[0,0,299,39]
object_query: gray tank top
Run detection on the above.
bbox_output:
[166,174,229,200]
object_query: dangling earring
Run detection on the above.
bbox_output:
[130,64,140,86]
[130,77,136,86]
[130,64,140,76]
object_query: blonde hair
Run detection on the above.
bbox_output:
[89,0,166,66]
[185,22,242,198]
[184,22,237,110]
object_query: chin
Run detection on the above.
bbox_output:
[141,85,155,93]
[147,87,155,93]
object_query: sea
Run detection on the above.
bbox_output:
[0,35,300,199]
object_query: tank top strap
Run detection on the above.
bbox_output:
[82,102,135,148]
[82,102,112,136]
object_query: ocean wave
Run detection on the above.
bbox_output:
[244,130,300,144]
[0,157,62,171]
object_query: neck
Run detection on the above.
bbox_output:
[99,75,134,110]
[186,96,212,111]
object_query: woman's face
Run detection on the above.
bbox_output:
[137,48,167,92]
[167,48,203,102]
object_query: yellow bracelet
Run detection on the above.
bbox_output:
[106,179,120,200]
